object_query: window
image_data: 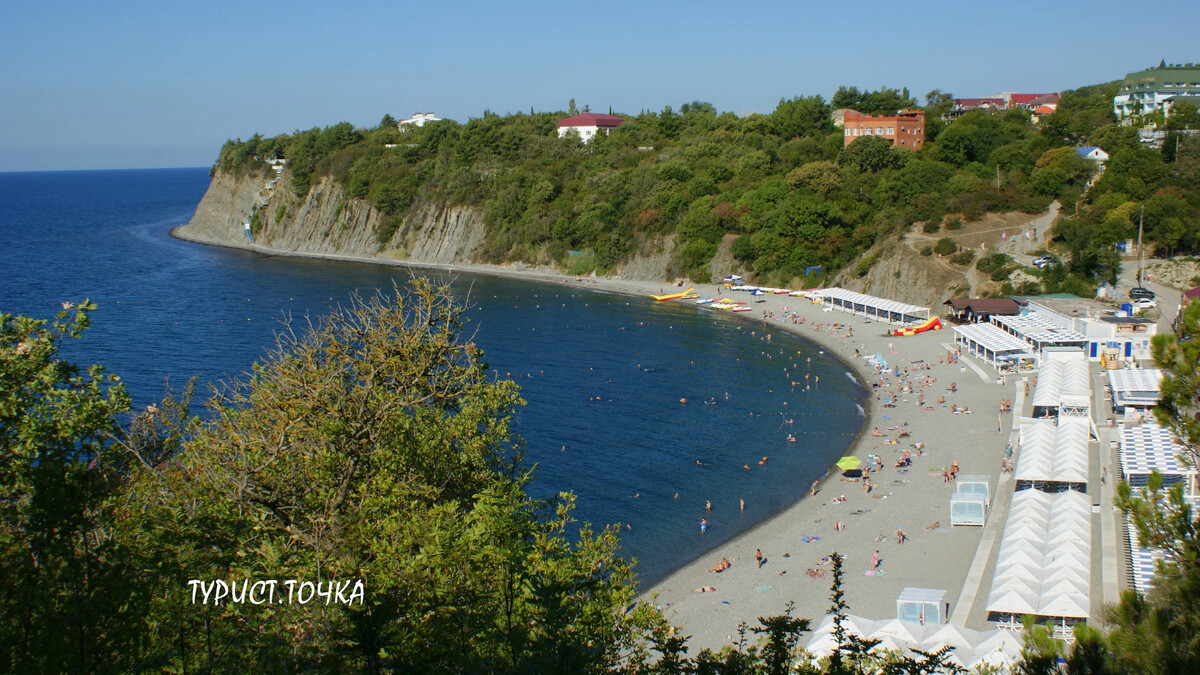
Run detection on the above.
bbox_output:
[846,128,851,136]
[853,128,859,136]
[887,127,895,135]
[876,127,883,134]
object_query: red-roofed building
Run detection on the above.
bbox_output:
[557,112,624,142]
[842,109,925,149]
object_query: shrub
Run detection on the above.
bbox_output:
[950,250,976,265]
[933,237,957,256]
[922,221,940,234]
[944,216,963,230]
[920,245,933,256]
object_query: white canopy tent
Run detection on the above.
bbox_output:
[810,287,930,325]
[804,614,1024,671]
[1014,417,1091,486]
[952,323,1036,370]
[1031,348,1091,418]
[950,492,987,526]
[985,489,1092,621]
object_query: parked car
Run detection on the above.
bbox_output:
[1129,287,1156,300]
[1032,256,1055,268]
[1133,298,1157,310]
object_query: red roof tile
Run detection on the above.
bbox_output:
[558,112,624,128]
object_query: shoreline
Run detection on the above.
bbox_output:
[171,225,1010,649]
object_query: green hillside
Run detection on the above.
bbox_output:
[216,84,1200,293]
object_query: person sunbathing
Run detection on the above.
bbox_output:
[693,586,718,593]
[925,521,941,530]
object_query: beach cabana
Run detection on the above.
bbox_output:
[956,475,991,506]
[952,323,1035,371]
[1119,422,1197,494]
[897,587,948,625]
[950,492,987,526]
[1107,368,1164,418]
[811,287,929,325]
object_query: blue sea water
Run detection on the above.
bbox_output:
[0,168,867,586]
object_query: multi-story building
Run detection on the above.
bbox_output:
[1113,61,1200,119]
[842,109,924,149]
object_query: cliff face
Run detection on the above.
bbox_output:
[179,167,489,263]
[179,166,676,281]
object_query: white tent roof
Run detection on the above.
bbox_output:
[954,323,1032,354]
[1015,418,1091,483]
[985,489,1092,620]
[804,614,1024,671]
[1108,368,1164,408]
[811,287,929,323]
[1031,349,1091,410]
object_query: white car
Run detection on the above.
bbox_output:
[1133,298,1157,310]
[1031,255,1055,268]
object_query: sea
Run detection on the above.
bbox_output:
[0,168,868,586]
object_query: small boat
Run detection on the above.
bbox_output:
[732,307,753,313]
[696,296,714,305]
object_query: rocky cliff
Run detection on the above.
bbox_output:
[176,166,675,279]
[178,166,488,264]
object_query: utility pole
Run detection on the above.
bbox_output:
[996,164,1000,189]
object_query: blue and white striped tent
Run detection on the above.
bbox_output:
[1119,423,1196,490]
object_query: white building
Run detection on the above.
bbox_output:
[1113,62,1200,119]
[556,112,624,142]
[1076,146,1109,163]
[993,298,1157,364]
[397,112,441,128]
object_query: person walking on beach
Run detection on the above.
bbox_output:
[811,480,820,497]
[871,550,880,571]
[755,548,764,568]
[896,527,907,544]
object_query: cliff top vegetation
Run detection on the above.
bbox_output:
[216,84,1200,293]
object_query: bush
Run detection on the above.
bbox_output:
[950,250,976,265]
[944,216,963,230]
[933,237,957,256]
[920,245,933,256]
[922,221,940,234]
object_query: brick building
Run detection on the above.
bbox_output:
[842,109,925,149]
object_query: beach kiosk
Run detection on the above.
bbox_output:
[897,587,948,625]
[957,475,991,507]
[949,492,987,526]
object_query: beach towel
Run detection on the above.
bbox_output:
[799,535,820,543]
[864,570,886,577]
[754,585,773,593]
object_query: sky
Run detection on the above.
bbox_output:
[2,0,1198,172]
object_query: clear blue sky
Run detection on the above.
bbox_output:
[2,0,1197,171]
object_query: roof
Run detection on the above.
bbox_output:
[1120,422,1194,478]
[557,112,624,128]
[945,298,1020,315]
[1185,287,1200,300]
[1119,63,1200,93]
[1033,105,1057,114]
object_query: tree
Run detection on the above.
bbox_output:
[773,95,833,138]
[826,552,880,674]
[0,301,134,672]
[379,113,397,130]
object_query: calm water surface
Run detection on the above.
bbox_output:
[0,168,867,585]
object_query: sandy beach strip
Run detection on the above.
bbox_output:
[171,228,1016,650]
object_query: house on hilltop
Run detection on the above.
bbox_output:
[841,109,925,149]
[398,112,442,128]
[557,112,624,142]
[1076,146,1109,163]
